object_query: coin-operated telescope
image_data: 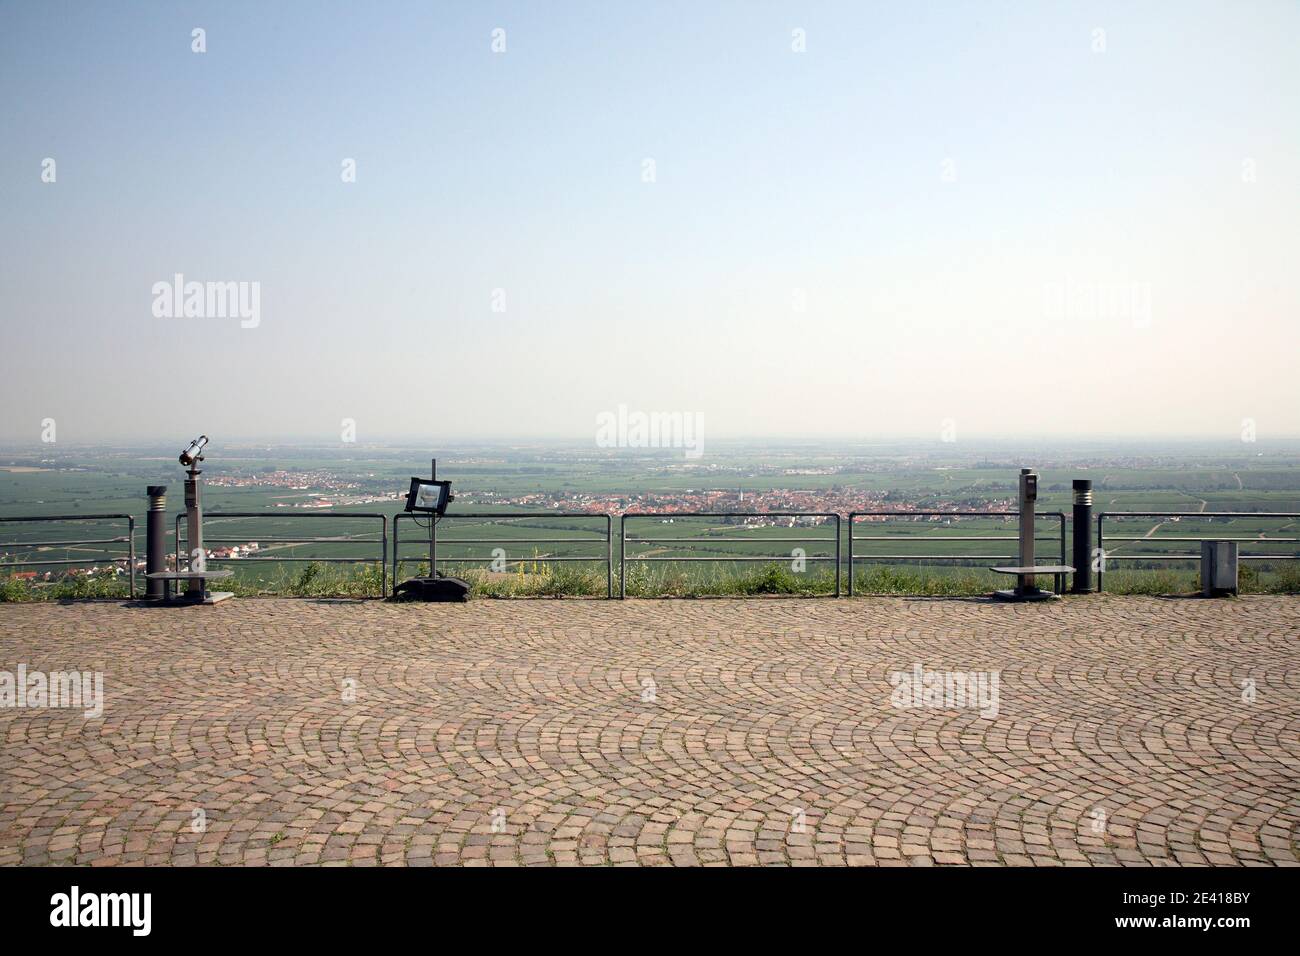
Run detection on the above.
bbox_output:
[179,435,208,468]
[143,435,233,604]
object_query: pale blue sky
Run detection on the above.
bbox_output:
[1,1,1297,444]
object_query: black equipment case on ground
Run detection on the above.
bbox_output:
[391,571,471,602]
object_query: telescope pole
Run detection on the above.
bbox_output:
[184,464,204,602]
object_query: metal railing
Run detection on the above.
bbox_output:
[1096,511,1300,592]
[176,512,389,597]
[30,504,1298,601]
[0,514,137,597]
[620,512,841,598]
[848,510,1068,596]
[393,512,614,598]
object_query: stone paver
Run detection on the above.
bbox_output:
[1,596,1296,866]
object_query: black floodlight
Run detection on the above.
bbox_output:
[405,478,452,515]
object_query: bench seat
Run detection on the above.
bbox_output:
[989,565,1075,575]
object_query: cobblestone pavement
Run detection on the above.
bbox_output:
[1,596,1296,866]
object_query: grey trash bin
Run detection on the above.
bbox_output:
[1200,541,1238,597]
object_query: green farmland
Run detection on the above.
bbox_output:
[2,440,1299,598]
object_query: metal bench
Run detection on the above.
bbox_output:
[990,564,1074,601]
[144,569,234,604]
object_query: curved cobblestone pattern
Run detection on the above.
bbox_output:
[0,596,1296,866]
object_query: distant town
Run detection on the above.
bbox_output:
[4,439,1296,584]
[204,465,1016,517]
[1,465,1022,580]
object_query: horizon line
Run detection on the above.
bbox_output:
[3,434,1300,449]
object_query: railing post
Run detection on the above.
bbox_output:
[434,457,444,572]
[380,516,388,598]
[605,515,612,599]
[834,514,841,597]
[392,514,401,584]
[1057,513,1066,594]
[174,513,183,573]
[1095,513,1105,592]
[619,515,628,599]
[127,516,137,599]
[847,514,854,597]
[1071,480,1093,593]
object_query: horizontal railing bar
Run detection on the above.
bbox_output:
[0,514,134,523]
[0,538,129,548]
[199,536,383,544]
[201,557,381,564]
[1103,536,1299,543]
[624,548,833,554]
[396,547,605,553]
[434,557,607,563]
[427,537,608,544]
[626,551,834,557]
[203,512,390,518]
[1098,511,1300,518]
[397,553,606,560]
[0,558,130,567]
[851,510,1065,518]
[849,535,1057,542]
[436,513,610,519]
[1103,554,1290,562]
[623,536,835,543]
[1099,555,1202,561]
[851,554,1023,560]
[627,556,837,563]
[625,511,838,518]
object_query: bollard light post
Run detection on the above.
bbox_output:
[145,485,169,601]
[1071,479,1094,593]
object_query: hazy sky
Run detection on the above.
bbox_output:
[1,1,1297,446]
